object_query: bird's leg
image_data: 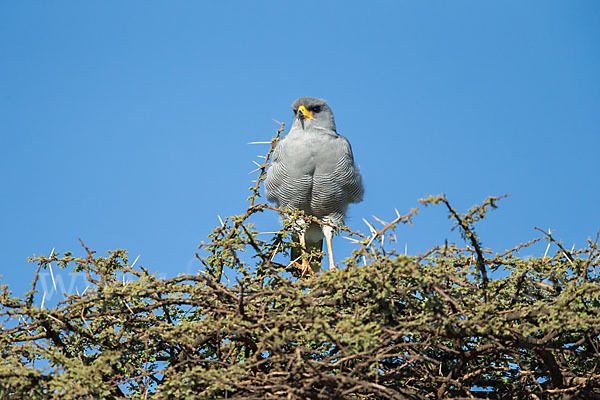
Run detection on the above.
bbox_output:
[298,230,311,276]
[323,225,336,270]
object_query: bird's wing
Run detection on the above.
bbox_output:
[265,136,289,205]
[335,135,364,204]
[265,135,313,210]
[310,135,364,219]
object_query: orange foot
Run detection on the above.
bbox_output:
[292,259,313,277]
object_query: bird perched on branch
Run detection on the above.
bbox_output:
[265,97,364,275]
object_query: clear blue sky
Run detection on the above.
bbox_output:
[1,2,599,299]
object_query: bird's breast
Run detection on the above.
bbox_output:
[281,132,338,176]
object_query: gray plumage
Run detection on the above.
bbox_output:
[265,97,363,271]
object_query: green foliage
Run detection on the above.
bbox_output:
[1,133,599,398]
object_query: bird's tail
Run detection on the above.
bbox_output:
[291,233,323,274]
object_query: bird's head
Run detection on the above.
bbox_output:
[291,97,336,132]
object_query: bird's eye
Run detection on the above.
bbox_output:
[311,106,321,113]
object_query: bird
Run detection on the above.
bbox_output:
[265,97,364,275]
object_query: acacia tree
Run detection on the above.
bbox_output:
[1,127,599,399]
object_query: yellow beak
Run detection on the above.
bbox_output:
[298,105,315,119]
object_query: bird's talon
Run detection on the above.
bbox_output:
[300,260,313,277]
[291,260,311,276]
[291,260,313,277]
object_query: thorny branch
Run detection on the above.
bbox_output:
[1,126,599,399]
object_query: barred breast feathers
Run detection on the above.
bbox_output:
[265,129,363,227]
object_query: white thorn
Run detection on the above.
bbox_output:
[372,215,389,227]
[82,286,89,296]
[405,241,408,256]
[217,215,225,227]
[41,290,47,309]
[563,252,575,267]
[288,255,302,268]
[130,254,140,269]
[362,218,377,235]
[257,231,279,235]
[270,243,281,261]
[394,208,401,218]
[257,155,267,159]
[48,248,57,293]
[543,242,551,260]
[251,160,261,167]
[362,255,367,266]
[365,233,378,249]
[342,236,361,244]
[248,141,271,145]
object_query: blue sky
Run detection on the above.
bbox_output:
[1,2,599,299]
